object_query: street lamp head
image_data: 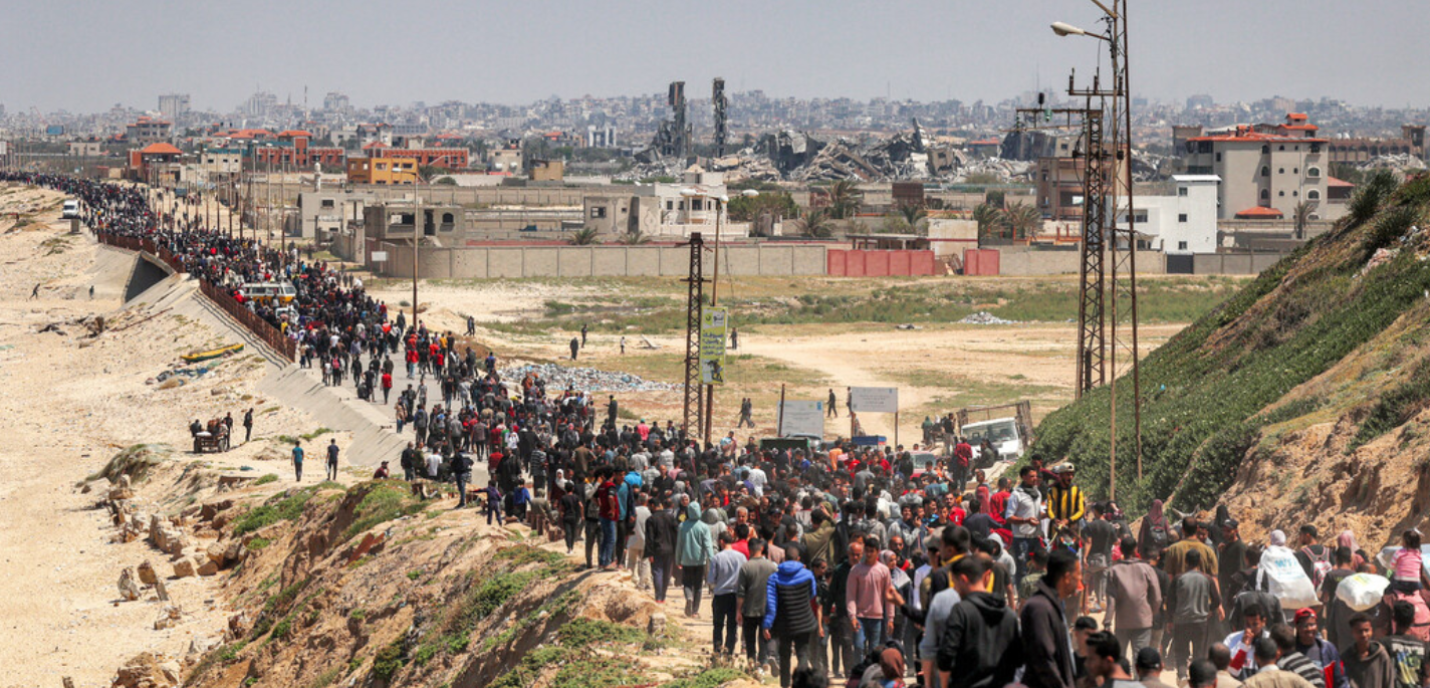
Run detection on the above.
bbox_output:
[740,189,760,198]
[1051,21,1086,37]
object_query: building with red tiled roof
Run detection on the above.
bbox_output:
[1183,113,1344,222]
[1233,206,1285,219]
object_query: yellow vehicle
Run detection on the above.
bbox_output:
[240,282,296,305]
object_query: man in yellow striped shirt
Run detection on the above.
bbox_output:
[1047,463,1086,532]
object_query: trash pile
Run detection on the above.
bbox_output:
[500,363,677,393]
[958,311,1020,325]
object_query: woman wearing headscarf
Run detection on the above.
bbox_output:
[1139,499,1169,559]
[858,646,907,687]
[1337,529,1368,572]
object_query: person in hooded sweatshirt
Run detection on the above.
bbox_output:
[937,554,1024,688]
[678,501,716,618]
[764,544,821,688]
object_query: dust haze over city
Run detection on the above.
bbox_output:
[5,2,1430,688]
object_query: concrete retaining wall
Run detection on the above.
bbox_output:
[1191,252,1289,275]
[994,247,1168,276]
[373,243,829,279]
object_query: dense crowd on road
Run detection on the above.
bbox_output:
[9,172,1430,688]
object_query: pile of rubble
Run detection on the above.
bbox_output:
[629,119,1038,184]
[958,311,1020,326]
[500,363,677,393]
[1360,153,1428,175]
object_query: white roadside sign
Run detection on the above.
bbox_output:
[849,386,899,414]
[779,401,825,438]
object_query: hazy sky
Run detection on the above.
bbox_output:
[6,0,1428,113]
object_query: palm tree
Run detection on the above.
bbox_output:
[568,228,601,245]
[973,203,1001,240]
[617,229,652,245]
[1292,200,1314,240]
[898,204,928,232]
[999,202,1043,240]
[794,207,834,238]
[826,180,862,220]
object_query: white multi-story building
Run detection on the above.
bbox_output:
[1117,175,1220,255]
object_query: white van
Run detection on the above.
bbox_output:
[61,199,80,219]
[963,417,1025,464]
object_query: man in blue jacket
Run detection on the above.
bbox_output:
[764,545,821,688]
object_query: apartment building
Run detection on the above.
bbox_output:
[1183,113,1339,221]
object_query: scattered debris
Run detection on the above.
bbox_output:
[895,323,922,331]
[500,363,677,393]
[958,311,1020,326]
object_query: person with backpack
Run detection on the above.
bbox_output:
[1140,499,1170,560]
[1295,526,1333,592]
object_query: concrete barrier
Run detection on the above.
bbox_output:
[369,242,830,279]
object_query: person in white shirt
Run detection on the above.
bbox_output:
[747,465,767,497]
[1005,465,1044,584]
[626,493,653,590]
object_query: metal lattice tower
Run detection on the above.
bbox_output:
[682,233,706,439]
[713,78,728,158]
[1077,107,1108,395]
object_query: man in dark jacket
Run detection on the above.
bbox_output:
[764,545,820,688]
[937,555,1023,688]
[644,497,679,603]
[1022,548,1080,688]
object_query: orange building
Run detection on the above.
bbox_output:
[346,157,417,185]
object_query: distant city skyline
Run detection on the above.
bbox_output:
[5,0,1428,113]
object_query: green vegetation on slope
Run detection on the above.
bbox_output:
[1030,171,1430,513]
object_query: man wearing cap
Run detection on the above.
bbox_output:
[1274,622,1327,688]
[1292,608,1348,688]
[1138,647,1178,688]
[1047,463,1085,533]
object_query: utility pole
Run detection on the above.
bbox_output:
[1047,0,1142,495]
[682,233,706,442]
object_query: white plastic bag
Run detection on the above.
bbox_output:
[1258,545,1320,609]
[1336,573,1391,612]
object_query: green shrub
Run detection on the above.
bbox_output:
[254,474,279,486]
[233,487,317,536]
[1350,169,1399,225]
[1365,205,1420,254]
[372,637,406,682]
[662,667,750,688]
[343,482,428,541]
[557,617,644,648]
